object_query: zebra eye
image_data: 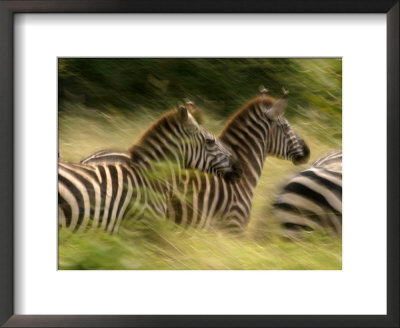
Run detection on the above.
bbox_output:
[206,138,215,146]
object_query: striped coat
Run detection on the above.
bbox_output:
[273,150,342,238]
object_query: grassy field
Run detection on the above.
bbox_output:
[58,103,341,270]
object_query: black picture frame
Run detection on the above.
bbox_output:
[0,1,398,327]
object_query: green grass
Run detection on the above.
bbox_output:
[58,103,342,270]
[59,227,341,270]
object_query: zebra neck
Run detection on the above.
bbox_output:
[220,107,268,191]
[129,143,185,173]
[127,148,185,196]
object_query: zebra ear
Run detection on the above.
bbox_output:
[178,105,189,122]
[266,97,287,121]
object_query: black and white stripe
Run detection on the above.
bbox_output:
[58,104,241,233]
[273,150,342,238]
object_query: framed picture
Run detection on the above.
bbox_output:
[1,1,398,327]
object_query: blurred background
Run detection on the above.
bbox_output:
[58,58,342,270]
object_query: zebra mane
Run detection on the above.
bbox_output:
[127,107,203,163]
[218,94,276,138]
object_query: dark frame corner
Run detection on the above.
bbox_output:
[0,1,398,327]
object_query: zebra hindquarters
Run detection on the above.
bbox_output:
[58,162,102,232]
[58,161,139,234]
[273,166,342,239]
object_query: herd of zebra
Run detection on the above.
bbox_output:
[58,88,342,238]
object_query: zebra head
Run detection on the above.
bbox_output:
[263,88,310,165]
[178,103,242,183]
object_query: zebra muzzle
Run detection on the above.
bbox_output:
[292,140,310,165]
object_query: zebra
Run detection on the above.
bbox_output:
[80,88,310,233]
[272,150,342,239]
[58,103,242,233]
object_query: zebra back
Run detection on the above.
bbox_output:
[80,149,132,165]
[312,150,342,173]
